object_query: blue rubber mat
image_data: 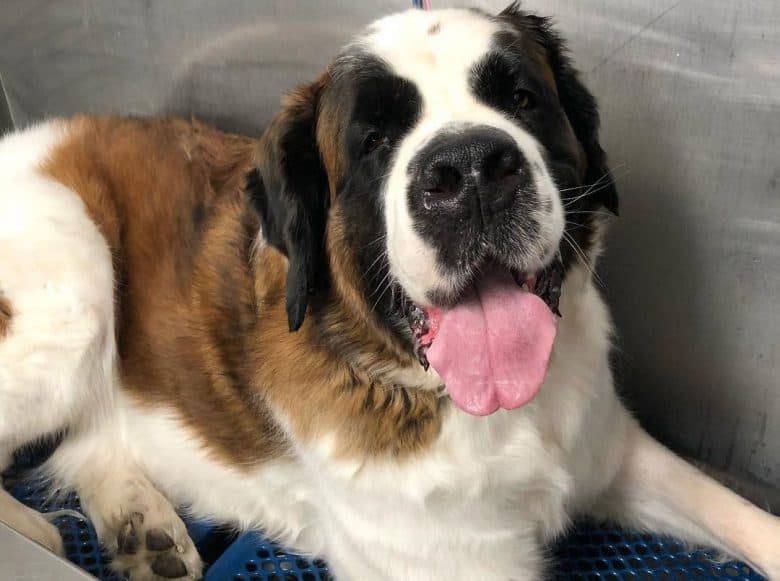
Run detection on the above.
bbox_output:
[8,478,119,581]
[5,477,766,581]
[552,522,764,581]
[204,532,332,581]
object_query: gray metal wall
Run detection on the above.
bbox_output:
[0,1,777,494]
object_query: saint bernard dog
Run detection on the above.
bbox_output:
[0,4,778,580]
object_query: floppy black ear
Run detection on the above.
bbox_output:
[500,4,619,215]
[246,80,330,331]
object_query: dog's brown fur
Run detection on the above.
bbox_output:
[41,115,445,468]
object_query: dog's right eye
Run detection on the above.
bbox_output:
[363,130,388,155]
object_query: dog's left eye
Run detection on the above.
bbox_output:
[363,130,389,155]
[512,89,536,110]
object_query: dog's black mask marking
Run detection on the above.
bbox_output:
[335,55,423,329]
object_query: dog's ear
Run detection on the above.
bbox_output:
[500,4,619,215]
[246,78,331,331]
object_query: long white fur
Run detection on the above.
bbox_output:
[0,8,778,581]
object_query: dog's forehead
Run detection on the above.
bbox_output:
[360,9,503,92]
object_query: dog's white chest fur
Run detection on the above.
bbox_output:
[111,267,627,581]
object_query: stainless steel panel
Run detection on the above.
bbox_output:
[0,1,408,134]
[0,522,92,581]
[502,0,780,495]
[0,1,777,493]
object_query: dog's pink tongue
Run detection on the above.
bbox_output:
[427,270,557,416]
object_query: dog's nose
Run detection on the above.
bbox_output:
[414,126,526,221]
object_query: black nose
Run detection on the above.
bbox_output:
[414,126,527,221]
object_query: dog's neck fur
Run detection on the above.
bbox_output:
[249,209,447,462]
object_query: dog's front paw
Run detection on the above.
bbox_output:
[111,508,201,580]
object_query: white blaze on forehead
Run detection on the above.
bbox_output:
[361,10,501,304]
[363,9,499,112]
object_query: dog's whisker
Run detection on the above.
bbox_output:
[364,234,387,248]
[557,183,595,194]
[368,269,394,312]
[561,165,630,206]
[361,250,388,282]
[563,231,605,288]
[557,167,616,194]
[562,179,616,207]
[565,210,615,219]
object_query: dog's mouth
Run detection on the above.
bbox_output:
[405,257,563,416]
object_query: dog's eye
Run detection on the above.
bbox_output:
[512,89,536,110]
[363,130,388,155]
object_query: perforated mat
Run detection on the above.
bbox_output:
[8,478,119,580]
[4,474,766,581]
[551,522,764,581]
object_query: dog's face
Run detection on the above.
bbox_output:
[252,4,617,415]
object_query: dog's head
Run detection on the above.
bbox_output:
[250,4,617,415]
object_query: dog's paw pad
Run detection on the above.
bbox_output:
[111,510,201,580]
[150,553,189,578]
[145,529,175,551]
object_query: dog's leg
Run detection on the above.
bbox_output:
[593,421,780,579]
[0,276,113,560]
[0,170,120,556]
[0,171,199,578]
[48,429,203,580]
